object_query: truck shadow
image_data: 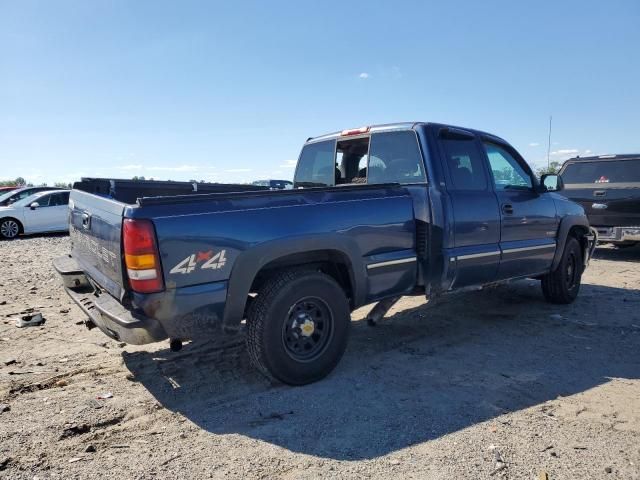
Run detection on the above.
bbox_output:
[122,276,640,461]
[1,231,69,241]
[594,244,640,262]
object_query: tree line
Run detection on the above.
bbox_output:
[0,177,72,189]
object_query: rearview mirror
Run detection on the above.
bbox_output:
[29,202,39,210]
[541,174,563,192]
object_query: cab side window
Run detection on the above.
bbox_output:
[441,138,488,191]
[483,142,533,190]
[294,140,336,188]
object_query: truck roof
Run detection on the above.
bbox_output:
[305,121,508,145]
[563,153,640,164]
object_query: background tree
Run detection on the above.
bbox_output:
[535,160,562,177]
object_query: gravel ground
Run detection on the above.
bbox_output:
[0,234,639,479]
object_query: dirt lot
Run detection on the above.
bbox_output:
[0,235,639,479]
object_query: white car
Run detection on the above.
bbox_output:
[0,190,70,239]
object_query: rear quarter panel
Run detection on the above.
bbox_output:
[132,186,417,301]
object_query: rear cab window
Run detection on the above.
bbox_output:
[293,130,426,188]
[368,131,426,184]
[561,159,640,185]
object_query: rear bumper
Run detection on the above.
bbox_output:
[53,255,230,345]
[53,255,168,344]
[594,226,640,243]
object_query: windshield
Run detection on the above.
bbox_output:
[11,193,44,207]
[561,159,640,184]
[0,190,19,204]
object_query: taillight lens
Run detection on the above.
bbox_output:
[122,219,164,293]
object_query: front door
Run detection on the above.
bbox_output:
[438,129,501,288]
[481,141,558,279]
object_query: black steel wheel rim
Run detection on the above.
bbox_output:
[566,252,578,289]
[281,296,334,362]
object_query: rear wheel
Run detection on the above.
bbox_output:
[0,218,21,239]
[541,236,583,304]
[246,269,351,385]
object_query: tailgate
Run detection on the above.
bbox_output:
[69,190,126,300]
[562,186,640,227]
[561,158,640,227]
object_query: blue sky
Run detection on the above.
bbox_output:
[1,1,639,185]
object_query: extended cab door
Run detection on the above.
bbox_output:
[481,140,558,279]
[437,129,501,288]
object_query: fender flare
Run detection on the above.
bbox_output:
[551,215,590,270]
[222,234,366,328]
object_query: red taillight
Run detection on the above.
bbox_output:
[340,126,370,136]
[122,219,164,293]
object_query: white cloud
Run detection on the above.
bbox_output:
[224,168,252,173]
[279,159,297,168]
[528,142,540,147]
[550,149,579,157]
[118,164,143,171]
[358,72,369,79]
[584,149,592,155]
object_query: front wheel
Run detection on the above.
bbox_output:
[0,218,20,239]
[246,269,351,385]
[541,236,583,304]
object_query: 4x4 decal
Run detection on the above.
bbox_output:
[170,250,227,275]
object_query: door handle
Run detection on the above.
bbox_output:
[81,212,91,230]
[502,204,514,215]
[593,190,606,197]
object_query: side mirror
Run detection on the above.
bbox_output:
[29,202,40,210]
[540,174,563,192]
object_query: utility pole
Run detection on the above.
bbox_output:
[547,115,553,170]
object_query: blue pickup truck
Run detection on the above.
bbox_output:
[54,122,596,385]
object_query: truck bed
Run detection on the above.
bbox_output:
[73,177,268,205]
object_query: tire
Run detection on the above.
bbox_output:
[541,236,583,304]
[0,218,21,239]
[246,269,351,385]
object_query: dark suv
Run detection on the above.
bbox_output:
[559,154,640,246]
